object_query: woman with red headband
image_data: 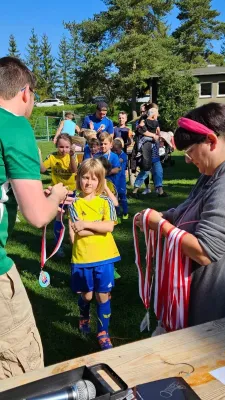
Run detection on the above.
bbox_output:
[137,102,225,327]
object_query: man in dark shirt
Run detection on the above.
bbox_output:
[114,111,133,153]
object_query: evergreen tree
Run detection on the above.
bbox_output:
[39,34,56,96]
[65,0,174,118]
[66,25,86,101]
[173,0,225,65]
[55,36,71,100]
[221,39,225,58]
[8,34,20,58]
[26,29,40,75]
[26,28,42,89]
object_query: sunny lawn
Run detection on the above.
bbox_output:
[6,143,199,366]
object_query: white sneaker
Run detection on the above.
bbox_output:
[142,188,151,195]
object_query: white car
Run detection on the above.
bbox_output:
[136,96,151,103]
[35,98,64,107]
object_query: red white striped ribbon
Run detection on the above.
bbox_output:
[41,205,65,269]
[133,209,156,310]
[133,210,192,332]
[154,220,192,331]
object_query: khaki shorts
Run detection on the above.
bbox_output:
[0,264,44,379]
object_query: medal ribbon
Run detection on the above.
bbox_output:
[133,210,192,331]
[68,203,79,223]
[41,202,66,269]
[133,209,156,310]
[154,222,192,331]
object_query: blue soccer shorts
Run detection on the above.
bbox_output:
[71,263,115,293]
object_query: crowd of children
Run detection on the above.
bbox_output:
[38,103,169,351]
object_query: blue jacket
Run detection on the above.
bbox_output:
[115,151,127,192]
[94,151,120,186]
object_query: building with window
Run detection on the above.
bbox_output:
[192,66,225,107]
[142,66,225,108]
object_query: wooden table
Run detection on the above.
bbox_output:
[1,318,225,399]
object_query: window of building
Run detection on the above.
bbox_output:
[199,82,212,98]
[218,82,225,97]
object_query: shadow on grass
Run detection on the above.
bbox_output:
[8,252,154,366]
[8,251,73,292]
[27,278,155,366]
[162,155,199,181]
[25,287,89,365]
[5,154,199,366]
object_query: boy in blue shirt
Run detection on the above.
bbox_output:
[84,137,100,160]
[81,129,98,160]
[82,102,114,136]
[95,132,121,187]
[112,139,128,222]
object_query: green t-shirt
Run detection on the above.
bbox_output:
[0,107,40,275]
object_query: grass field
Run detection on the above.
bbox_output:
[6,142,199,367]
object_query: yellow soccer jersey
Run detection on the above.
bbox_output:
[43,152,77,191]
[71,195,120,267]
[105,179,118,197]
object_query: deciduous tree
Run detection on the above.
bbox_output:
[157,67,197,130]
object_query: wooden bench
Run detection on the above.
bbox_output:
[1,318,225,399]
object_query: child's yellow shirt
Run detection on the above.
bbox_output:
[70,195,120,267]
[106,180,118,197]
[43,152,77,190]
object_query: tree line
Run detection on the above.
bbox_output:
[5,0,225,126]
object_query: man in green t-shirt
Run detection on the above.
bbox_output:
[0,57,69,379]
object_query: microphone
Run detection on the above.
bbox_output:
[27,379,96,400]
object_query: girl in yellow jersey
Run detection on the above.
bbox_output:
[69,159,120,350]
[39,134,77,257]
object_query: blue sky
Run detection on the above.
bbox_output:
[0,0,224,58]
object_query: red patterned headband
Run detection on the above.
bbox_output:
[178,117,214,136]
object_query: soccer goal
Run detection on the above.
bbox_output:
[34,113,83,141]
[34,116,61,141]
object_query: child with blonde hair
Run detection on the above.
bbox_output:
[69,158,120,350]
[95,132,121,187]
[81,128,97,140]
[82,129,98,160]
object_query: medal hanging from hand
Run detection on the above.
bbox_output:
[39,201,66,288]
[153,222,191,332]
[133,208,156,332]
[133,210,192,334]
